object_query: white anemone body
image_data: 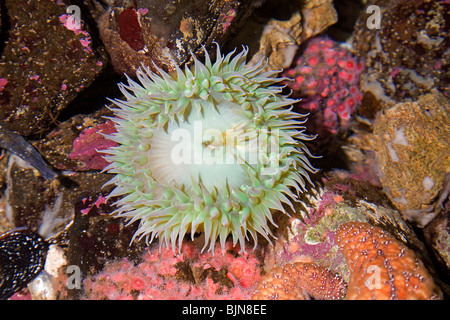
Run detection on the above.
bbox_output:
[103,45,316,252]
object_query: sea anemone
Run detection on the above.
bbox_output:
[103,45,316,252]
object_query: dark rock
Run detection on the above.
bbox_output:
[0,0,108,136]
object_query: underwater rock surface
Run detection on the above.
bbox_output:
[0,0,448,300]
[373,93,450,227]
[0,0,107,136]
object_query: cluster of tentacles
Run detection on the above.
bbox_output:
[252,222,442,300]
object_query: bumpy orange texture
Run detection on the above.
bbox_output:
[336,222,442,300]
[251,262,346,300]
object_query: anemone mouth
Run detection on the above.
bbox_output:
[103,45,317,252]
[147,103,253,192]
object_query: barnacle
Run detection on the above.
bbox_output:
[103,45,316,252]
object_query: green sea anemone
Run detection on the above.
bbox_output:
[103,45,316,252]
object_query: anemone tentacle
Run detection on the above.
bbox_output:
[103,45,317,253]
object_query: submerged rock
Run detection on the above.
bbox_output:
[373,93,450,227]
[353,0,449,105]
[0,0,108,137]
[97,0,258,76]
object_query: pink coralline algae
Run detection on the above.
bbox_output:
[283,36,364,141]
[59,13,93,54]
[69,121,117,170]
[0,78,8,91]
[83,241,261,300]
[80,195,108,215]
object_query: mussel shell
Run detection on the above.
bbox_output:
[0,228,48,299]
